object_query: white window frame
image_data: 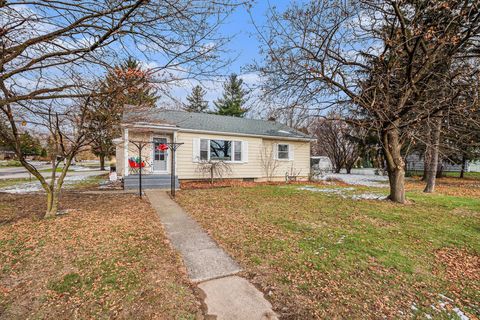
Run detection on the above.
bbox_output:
[199,138,244,163]
[277,143,291,161]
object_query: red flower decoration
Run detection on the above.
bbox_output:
[157,144,168,151]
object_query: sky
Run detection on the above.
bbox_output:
[6,1,294,114]
[168,1,291,106]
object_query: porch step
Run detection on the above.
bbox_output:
[123,174,179,190]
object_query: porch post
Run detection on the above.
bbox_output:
[173,131,178,175]
[124,128,129,177]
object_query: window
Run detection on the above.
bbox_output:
[278,144,289,160]
[198,139,243,162]
[200,139,209,160]
[210,140,232,161]
[234,141,242,161]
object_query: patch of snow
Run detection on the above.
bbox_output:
[315,173,389,187]
[0,182,44,194]
[350,193,387,200]
[336,235,346,244]
[0,172,102,194]
[298,186,354,194]
[452,308,469,320]
[438,294,453,302]
[432,294,470,320]
[70,166,100,172]
[297,186,386,201]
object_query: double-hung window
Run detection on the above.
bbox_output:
[234,141,242,161]
[200,139,209,160]
[277,144,289,160]
[199,139,243,162]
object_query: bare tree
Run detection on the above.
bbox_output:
[254,0,480,203]
[0,0,241,216]
[0,96,93,217]
[311,117,360,174]
[264,103,312,131]
[196,160,232,183]
[259,144,279,181]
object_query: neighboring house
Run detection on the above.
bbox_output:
[0,148,16,160]
[310,156,332,171]
[405,152,479,172]
[114,110,313,189]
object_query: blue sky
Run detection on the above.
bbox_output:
[168,1,292,105]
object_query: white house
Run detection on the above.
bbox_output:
[114,110,313,188]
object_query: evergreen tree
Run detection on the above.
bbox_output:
[214,74,248,117]
[19,132,42,156]
[185,85,209,112]
[87,58,157,170]
[105,57,158,108]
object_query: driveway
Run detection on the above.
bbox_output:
[0,162,106,193]
[0,161,104,180]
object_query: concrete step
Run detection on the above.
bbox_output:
[124,181,177,185]
[123,174,179,190]
[124,184,179,190]
[124,174,176,180]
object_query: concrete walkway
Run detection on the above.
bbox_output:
[145,190,278,320]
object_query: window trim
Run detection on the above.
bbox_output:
[277,143,291,161]
[199,138,244,163]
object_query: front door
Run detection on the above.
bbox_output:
[153,137,168,172]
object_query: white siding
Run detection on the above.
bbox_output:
[175,132,310,180]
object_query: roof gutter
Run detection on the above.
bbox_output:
[121,122,315,142]
[121,122,180,131]
[175,127,314,142]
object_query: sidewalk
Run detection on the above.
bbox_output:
[145,190,278,320]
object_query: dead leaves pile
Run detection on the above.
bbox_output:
[436,248,480,282]
[406,177,480,198]
[0,192,199,319]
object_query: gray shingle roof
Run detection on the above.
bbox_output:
[123,110,311,140]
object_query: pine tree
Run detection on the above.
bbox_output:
[87,58,157,170]
[214,74,248,117]
[105,57,158,108]
[185,85,209,112]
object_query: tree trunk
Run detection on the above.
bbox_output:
[44,156,72,218]
[382,127,406,203]
[424,117,441,193]
[436,162,444,178]
[334,164,341,173]
[421,164,428,181]
[100,154,106,171]
[460,155,466,178]
[44,189,59,218]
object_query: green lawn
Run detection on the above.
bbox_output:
[177,182,480,319]
[39,167,67,173]
[0,178,31,188]
[0,160,22,167]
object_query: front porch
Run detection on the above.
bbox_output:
[115,122,180,178]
